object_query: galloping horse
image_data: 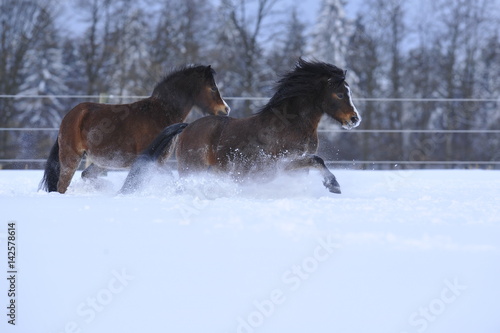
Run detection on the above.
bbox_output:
[40,65,229,193]
[121,59,361,194]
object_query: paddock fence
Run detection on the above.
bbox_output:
[0,95,499,170]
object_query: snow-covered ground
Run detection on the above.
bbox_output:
[0,169,499,333]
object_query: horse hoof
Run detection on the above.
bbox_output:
[328,185,341,194]
[329,186,342,194]
[324,177,341,194]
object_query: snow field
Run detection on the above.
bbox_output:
[0,169,498,333]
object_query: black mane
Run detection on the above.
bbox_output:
[260,59,346,113]
[151,65,215,99]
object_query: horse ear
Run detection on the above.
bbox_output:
[205,65,214,77]
[297,57,306,69]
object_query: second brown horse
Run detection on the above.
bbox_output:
[40,65,229,193]
[121,59,361,194]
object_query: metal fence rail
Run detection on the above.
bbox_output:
[2,128,500,134]
[1,94,499,102]
[1,95,499,169]
[3,159,500,166]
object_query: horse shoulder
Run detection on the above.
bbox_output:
[285,127,319,155]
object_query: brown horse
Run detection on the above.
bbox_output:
[121,59,361,194]
[40,65,229,193]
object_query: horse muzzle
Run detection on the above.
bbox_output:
[342,114,361,130]
[216,106,230,116]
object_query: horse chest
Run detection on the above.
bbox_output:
[284,132,318,155]
[304,136,319,153]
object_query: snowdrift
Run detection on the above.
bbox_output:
[0,169,499,333]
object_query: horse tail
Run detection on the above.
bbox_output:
[39,139,60,192]
[142,122,189,161]
[119,123,188,194]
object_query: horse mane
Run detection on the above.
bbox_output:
[259,58,346,113]
[151,65,215,99]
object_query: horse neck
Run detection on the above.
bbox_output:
[153,89,196,123]
[259,99,323,134]
[166,99,193,123]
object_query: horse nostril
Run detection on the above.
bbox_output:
[351,116,359,124]
[217,107,229,116]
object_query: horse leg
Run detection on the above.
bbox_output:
[57,144,83,193]
[82,163,108,179]
[284,154,341,194]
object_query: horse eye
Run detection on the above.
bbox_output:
[211,87,217,93]
[336,93,344,99]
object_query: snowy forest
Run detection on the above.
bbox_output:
[0,0,499,169]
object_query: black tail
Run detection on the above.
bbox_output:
[39,139,60,192]
[140,123,189,161]
[119,123,188,194]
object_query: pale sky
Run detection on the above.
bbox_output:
[295,0,362,24]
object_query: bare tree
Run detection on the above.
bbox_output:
[267,8,307,75]
[356,0,406,163]
[216,0,281,116]
[346,14,381,162]
[76,0,114,96]
[430,0,497,162]
[108,1,149,97]
[0,0,53,119]
[0,0,56,161]
[149,0,217,77]
[310,0,351,68]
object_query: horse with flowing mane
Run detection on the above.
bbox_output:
[40,65,229,193]
[121,59,361,194]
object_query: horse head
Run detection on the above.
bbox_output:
[266,59,361,130]
[323,77,361,130]
[196,65,230,116]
